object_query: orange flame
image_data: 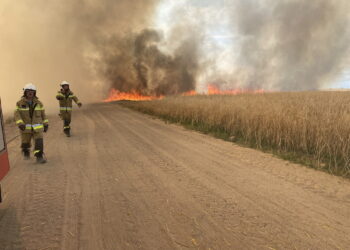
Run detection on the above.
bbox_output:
[182,84,265,96]
[207,84,265,95]
[104,85,265,102]
[103,89,163,102]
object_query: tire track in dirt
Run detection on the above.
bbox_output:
[0,103,349,250]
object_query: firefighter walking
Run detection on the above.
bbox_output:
[14,83,48,164]
[56,81,82,137]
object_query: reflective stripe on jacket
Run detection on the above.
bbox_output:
[56,90,81,112]
[14,97,48,133]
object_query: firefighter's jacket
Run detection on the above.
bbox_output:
[14,97,48,134]
[56,90,81,113]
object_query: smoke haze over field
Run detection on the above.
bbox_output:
[226,0,350,91]
[1,0,350,113]
[0,0,159,113]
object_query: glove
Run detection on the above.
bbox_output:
[44,124,49,133]
[78,103,82,108]
[19,124,25,131]
[56,96,64,100]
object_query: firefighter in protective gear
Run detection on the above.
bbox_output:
[56,81,82,137]
[14,83,48,164]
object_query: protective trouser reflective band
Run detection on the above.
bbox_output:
[16,119,24,124]
[33,150,42,157]
[60,107,72,111]
[33,124,44,130]
[64,126,70,129]
[25,124,44,130]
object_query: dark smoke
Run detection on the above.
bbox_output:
[95,28,200,96]
[216,0,350,91]
[2,0,349,113]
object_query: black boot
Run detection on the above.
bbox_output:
[63,120,71,137]
[34,150,46,164]
[36,155,46,164]
[34,139,46,164]
[36,154,47,164]
[22,149,30,160]
[64,128,71,137]
[21,143,30,160]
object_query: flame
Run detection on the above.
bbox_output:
[182,84,265,96]
[207,84,265,95]
[103,89,163,102]
[104,84,265,102]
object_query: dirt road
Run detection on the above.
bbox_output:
[0,103,349,249]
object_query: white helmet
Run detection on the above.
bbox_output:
[60,81,70,87]
[23,83,37,91]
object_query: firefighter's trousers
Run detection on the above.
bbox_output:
[21,131,44,157]
[60,111,72,131]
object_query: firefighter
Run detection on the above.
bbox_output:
[56,81,82,137]
[14,83,48,164]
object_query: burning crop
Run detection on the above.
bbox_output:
[103,89,164,102]
[104,84,265,102]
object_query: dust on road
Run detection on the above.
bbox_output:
[0,103,349,249]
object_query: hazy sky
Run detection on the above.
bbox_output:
[155,0,350,89]
[1,0,349,114]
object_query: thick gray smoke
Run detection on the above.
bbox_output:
[1,0,350,114]
[220,0,350,91]
[95,28,200,96]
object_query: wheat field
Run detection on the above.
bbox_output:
[123,91,350,177]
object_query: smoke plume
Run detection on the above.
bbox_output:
[219,0,350,91]
[1,0,350,114]
[95,28,200,96]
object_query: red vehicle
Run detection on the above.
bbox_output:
[0,98,10,202]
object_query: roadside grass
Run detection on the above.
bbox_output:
[121,92,350,178]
